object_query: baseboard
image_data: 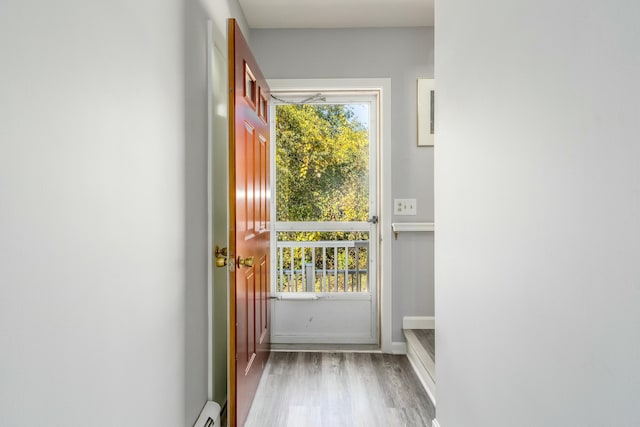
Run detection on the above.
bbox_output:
[193,401,221,427]
[391,341,407,354]
[406,344,436,406]
[432,419,441,427]
[403,316,435,329]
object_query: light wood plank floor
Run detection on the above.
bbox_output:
[245,352,435,427]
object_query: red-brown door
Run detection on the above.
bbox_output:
[228,19,271,427]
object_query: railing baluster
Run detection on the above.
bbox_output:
[300,246,304,293]
[344,243,349,292]
[279,245,284,292]
[322,247,327,292]
[289,246,294,292]
[275,238,369,294]
[334,246,338,293]
[310,248,316,292]
[355,244,360,292]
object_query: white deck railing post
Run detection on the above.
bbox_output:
[305,263,314,292]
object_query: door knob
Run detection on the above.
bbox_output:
[214,246,228,268]
[237,256,254,267]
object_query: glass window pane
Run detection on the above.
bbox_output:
[275,103,369,222]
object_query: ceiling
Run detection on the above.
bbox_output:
[238,0,434,29]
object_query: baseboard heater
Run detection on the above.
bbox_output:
[194,401,221,427]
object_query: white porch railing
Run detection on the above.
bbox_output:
[276,240,369,293]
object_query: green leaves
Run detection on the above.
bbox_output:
[276,104,369,224]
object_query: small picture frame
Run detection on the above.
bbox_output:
[417,78,434,147]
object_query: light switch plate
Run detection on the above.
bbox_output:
[394,199,417,215]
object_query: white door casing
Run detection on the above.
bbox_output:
[206,19,229,405]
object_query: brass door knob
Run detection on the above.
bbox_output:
[214,246,228,268]
[237,256,254,267]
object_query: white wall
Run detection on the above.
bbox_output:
[250,27,434,342]
[0,0,185,426]
[0,0,250,425]
[435,1,640,426]
[184,0,249,422]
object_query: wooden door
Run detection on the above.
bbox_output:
[228,19,271,427]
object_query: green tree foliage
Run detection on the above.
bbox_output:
[276,104,369,227]
[275,104,370,292]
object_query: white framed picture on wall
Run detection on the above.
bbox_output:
[418,78,434,146]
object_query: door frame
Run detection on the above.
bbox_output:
[206,18,229,408]
[267,78,393,352]
[269,90,379,345]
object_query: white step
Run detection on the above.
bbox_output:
[403,328,436,406]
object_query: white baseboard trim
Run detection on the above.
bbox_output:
[391,341,407,354]
[404,330,436,379]
[406,344,436,406]
[193,401,221,427]
[403,316,435,329]
[432,419,441,427]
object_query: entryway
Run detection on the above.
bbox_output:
[216,19,396,427]
[269,85,381,345]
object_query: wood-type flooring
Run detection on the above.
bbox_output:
[244,352,435,427]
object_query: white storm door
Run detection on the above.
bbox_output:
[269,88,379,344]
